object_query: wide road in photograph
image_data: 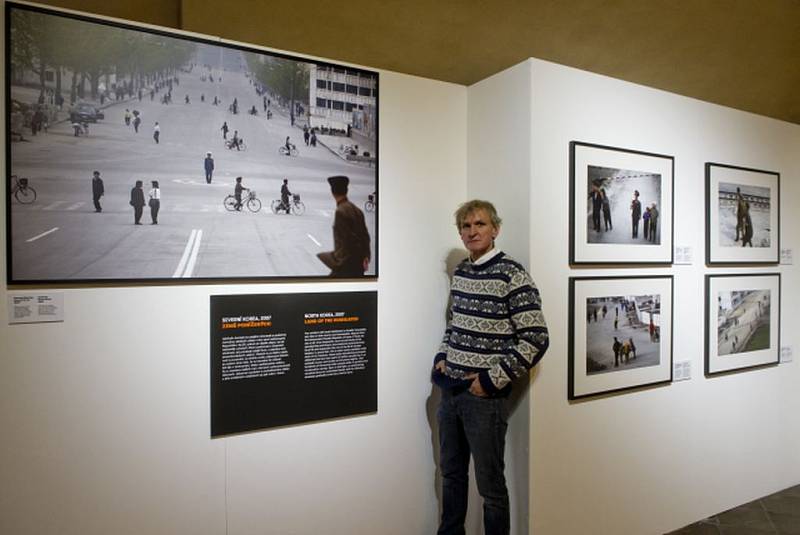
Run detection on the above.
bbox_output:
[9,47,376,281]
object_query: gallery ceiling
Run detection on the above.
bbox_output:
[36,0,800,125]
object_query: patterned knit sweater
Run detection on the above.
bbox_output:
[432,252,549,396]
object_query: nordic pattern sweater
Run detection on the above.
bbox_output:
[432,252,549,396]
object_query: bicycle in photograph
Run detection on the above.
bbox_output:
[271,193,306,215]
[224,138,247,151]
[364,192,376,212]
[224,189,261,212]
[10,175,37,204]
[278,144,298,157]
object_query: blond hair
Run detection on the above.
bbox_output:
[454,200,502,229]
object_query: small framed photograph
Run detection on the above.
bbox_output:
[570,141,674,265]
[706,163,779,265]
[568,276,673,400]
[705,273,780,375]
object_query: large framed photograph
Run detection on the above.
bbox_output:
[6,2,378,284]
[706,163,779,265]
[570,141,674,265]
[705,273,780,376]
[568,276,673,400]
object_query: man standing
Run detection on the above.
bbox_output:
[316,175,371,277]
[735,187,746,241]
[613,337,622,367]
[649,202,659,243]
[432,200,549,535]
[630,189,641,238]
[204,152,215,184]
[153,122,160,144]
[130,180,146,225]
[589,186,603,232]
[91,170,104,213]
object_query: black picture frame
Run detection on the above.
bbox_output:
[705,162,780,265]
[568,275,674,400]
[6,2,379,284]
[704,273,781,376]
[569,141,674,265]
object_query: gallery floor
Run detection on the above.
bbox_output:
[668,484,800,534]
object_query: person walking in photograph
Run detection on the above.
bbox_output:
[130,180,146,225]
[133,113,141,133]
[643,206,651,241]
[630,189,641,238]
[316,175,371,277]
[431,199,549,535]
[204,152,214,184]
[148,180,161,224]
[153,122,160,144]
[91,170,104,213]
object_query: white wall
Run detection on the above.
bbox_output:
[467,60,534,535]
[0,10,468,533]
[511,58,799,534]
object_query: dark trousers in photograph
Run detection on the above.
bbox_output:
[93,195,102,212]
[437,389,510,535]
[134,206,143,224]
[150,200,160,224]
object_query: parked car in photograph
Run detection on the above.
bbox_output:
[69,102,104,123]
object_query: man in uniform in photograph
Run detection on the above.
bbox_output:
[317,175,371,277]
[91,170,104,213]
[630,189,641,238]
[204,152,214,184]
[431,199,549,535]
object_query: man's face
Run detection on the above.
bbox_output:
[460,209,498,259]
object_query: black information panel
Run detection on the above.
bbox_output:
[210,291,377,437]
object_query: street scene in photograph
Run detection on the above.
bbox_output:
[586,165,661,245]
[585,294,661,375]
[717,182,771,248]
[8,8,377,281]
[717,290,770,356]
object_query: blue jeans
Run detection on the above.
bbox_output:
[437,389,510,535]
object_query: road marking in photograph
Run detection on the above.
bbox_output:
[173,229,203,278]
[66,202,84,210]
[317,209,332,217]
[26,227,59,242]
[307,234,321,247]
[42,201,67,211]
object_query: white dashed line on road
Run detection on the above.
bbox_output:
[173,229,203,277]
[307,234,321,247]
[27,227,59,242]
[42,201,68,211]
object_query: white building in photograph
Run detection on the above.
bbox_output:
[309,64,376,139]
